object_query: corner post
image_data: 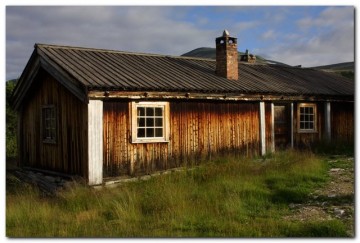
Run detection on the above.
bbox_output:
[88,100,103,185]
[325,102,331,140]
[259,102,266,156]
[270,103,275,152]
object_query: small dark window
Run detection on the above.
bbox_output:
[42,105,56,143]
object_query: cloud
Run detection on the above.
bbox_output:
[263,6,354,67]
[234,21,259,32]
[6,6,216,80]
[260,29,277,40]
[298,6,354,29]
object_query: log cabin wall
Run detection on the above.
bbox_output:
[103,100,261,177]
[331,102,354,142]
[19,71,88,178]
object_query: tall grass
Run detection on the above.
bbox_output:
[6,150,349,237]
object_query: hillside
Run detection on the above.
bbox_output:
[311,62,354,80]
[312,62,354,72]
[181,47,290,66]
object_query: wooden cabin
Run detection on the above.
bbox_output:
[12,30,354,185]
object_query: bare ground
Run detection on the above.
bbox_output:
[284,155,355,236]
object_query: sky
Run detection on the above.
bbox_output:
[5,5,355,81]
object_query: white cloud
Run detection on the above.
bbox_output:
[260,29,276,40]
[297,6,354,29]
[265,6,354,67]
[234,21,259,32]
[6,6,215,80]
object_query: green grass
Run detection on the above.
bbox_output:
[6,150,350,237]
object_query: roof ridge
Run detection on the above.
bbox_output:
[35,43,215,61]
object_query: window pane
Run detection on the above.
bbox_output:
[45,108,50,118]
[146,117,154,127]
[309,115,314,122]
[44,128,49,138]
[300,122,305,129]
[155,108,163,116]
[51,118,55,128]
[300,114,305,121]
[138,107,145,116]
[309,122,314,129]
[50,128,55,139]
[51,108,55,119]
[44,119,49,129]
[138,117,145,127]
[137,128,145,138]
[155,128,163,137]
[155,118,163,126]
[300,107,305,114]
[146,107,154,116]
[308,107,313,114]
[146,128,154,137]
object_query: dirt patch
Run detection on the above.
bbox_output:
[285,155,355,236]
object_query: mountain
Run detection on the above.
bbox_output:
[311,62,354,80]
[181,47,290,66]
[311,62,354,72]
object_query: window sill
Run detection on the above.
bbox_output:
[131,138,169,144]
[297,130,318,134]
[43,139,57,144]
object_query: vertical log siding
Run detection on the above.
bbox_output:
[331,102,354,142]
[103,100,261,177]
[20,71,88,177]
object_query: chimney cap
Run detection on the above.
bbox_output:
[222,29,230,37]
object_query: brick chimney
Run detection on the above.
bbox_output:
[240,49,256,63]
[215,30,238,80]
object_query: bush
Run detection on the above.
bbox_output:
[6,80,18,159]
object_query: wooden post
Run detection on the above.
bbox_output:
[325,102,331,140]
[88,100,103,185]
[271,103,275,152]
[259,102,266,156]
[290,103,294,148]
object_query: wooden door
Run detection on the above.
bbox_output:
[274,104,291,149]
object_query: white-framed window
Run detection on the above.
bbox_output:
[131,101,170,143]
[298,103,317,133]
[42,105,57,143]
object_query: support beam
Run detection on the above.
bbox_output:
[88,100,103,185]
[259,102,266,156]
[290,103,294,148]
[271,103,275,152]
[325,102,331,140]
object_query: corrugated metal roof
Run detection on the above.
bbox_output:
[36,44,354,96]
